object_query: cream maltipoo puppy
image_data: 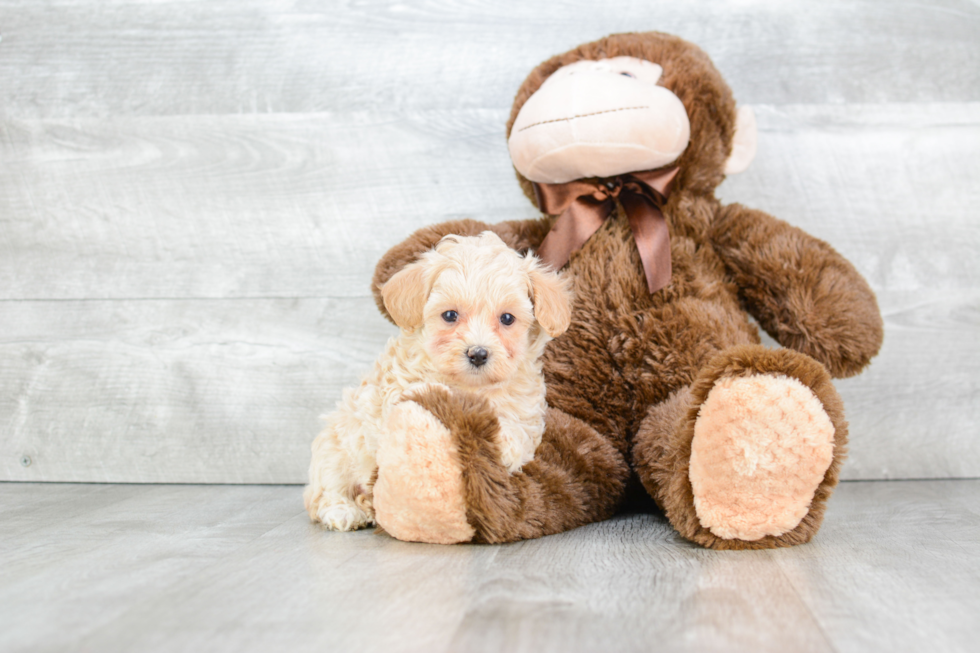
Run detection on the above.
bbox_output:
[304,231,571,531]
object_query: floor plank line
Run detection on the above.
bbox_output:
[5,481,975,652]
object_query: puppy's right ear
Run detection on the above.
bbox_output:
[528,263,572,338]
[381,261,429,330]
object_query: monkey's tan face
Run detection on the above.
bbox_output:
[508,56,691,184]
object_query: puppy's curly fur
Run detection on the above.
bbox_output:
[304,231,571,531]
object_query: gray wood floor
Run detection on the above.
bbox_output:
[2,480,978,653]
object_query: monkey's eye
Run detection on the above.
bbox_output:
[620,71,635,78]
[441,310,458,323]
[500,313,516,326]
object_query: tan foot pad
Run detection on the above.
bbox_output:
[689,373,835,541]
[374,401,475,544]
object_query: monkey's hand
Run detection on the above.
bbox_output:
[708,203,883,378]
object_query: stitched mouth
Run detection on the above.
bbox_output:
[517,106,650,132]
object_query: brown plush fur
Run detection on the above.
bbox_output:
[709,205,884,378]
[370,32,883,548]
[407,384,629,543]
[632,344,848,550]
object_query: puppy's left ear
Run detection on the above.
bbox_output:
[528,263,572,338]
[382,261,430,330]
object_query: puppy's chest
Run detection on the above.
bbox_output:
[485,382,546,423]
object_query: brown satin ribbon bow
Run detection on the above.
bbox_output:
[533,167,679,294]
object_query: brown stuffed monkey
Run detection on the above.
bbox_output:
[368,31,883,549]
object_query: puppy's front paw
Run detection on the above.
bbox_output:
[305,481,375,531]
[313,500,374,531]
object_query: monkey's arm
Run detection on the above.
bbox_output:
[371,217,552,323]
[708,203,884,378]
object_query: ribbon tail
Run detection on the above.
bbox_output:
[622,194,672,294]
[536,198,611,271]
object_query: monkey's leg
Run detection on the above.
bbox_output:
[633,344,848,550]
[373,386,629,544]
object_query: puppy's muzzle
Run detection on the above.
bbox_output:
[466,346,489,368]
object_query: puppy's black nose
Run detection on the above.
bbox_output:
[467,346,489,367]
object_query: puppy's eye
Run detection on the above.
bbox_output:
[441,310,458,323]
[500,313,516,326]
[620,72,635,78]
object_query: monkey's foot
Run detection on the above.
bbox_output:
[374,398,475,545]
[689,372,835,541]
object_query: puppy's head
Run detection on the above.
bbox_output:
[381,231,571,387]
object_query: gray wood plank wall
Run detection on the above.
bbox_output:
[1,0,978,483]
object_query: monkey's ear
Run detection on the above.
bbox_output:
[528,264,572,338]
[723,105,757,175]
[382,261,430,330]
